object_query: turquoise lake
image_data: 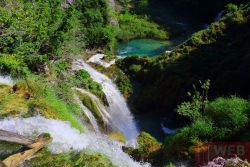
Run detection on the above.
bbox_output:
[116,39,173,57]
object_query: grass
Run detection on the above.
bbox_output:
[24,149,115,167]
[0,85,29,117]
[0,76,83,132]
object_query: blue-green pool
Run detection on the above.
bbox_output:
[116,39,173,57]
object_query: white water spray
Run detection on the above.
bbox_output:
[74,93,100,132]
[0,75,14,86]
[0,116,150,167]
[87,54,115,68]
[72,59,139,144]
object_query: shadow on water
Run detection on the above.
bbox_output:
[135,112,184,142]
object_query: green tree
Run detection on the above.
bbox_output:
[177,80,210,121]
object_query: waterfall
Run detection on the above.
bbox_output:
[214,10,224,22]
[74,94,100,133]
[0,116,150,167]
[87,54,115,68]
[0,75,14,86]
[72,59,139,144]
[74,88,111,125]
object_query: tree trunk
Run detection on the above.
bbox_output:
[0,130,34,148]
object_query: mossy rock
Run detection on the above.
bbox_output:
[123,132,163,166]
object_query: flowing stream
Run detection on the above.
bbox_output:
[0,116,150,167]
[72,59,139,144]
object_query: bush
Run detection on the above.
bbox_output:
[226,3,239,13]
[116,13,168,41]
[205,97,249,137]
[0,54,28,75]
[74,70,104,100]
[129,64,142,73]
[115,74,132,98]
[124,132,162,165]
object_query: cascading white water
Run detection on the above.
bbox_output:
[74,88,111,125]
[87,54,115,68]
[74,94,100,133]
[72,59,139,144]
[0,116,150,167]
[0,75,14,86]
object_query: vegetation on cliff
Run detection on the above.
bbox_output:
[118,2,250,116]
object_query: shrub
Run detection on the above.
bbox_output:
[0,54,28,75]
[115,74,132,97]
[116,13,168,41]
[205,97,249,137]
[177,80,210,121]
[74,70,104,100]
[189,118,214,140]
[226,3,239,13]
[129,64,142,73]
[124,132,162,165]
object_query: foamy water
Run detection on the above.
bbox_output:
[74,93,100,132]
[87,54,115,68]
[0,116,150,167]
[0,75,14,86]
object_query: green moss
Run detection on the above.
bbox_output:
[89,63,133,98]
[108,131,126,143]
[25,149,115,167]
[76,91,102,123]
[124,132,162,165]
[0,76,83,131]
[74,69,105,101]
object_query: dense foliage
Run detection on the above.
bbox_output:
[119,2,250,117]
[116,13,168,41]
[163,83,250,164]
[1,0,250,166]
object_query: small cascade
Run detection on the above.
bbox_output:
[214,10,224,22]
[0,116,150,167]
[87,54,115,68]
[74,94,100,133]
[72,59,139,145]
[0,75,14,86]
[74,88,111,125]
